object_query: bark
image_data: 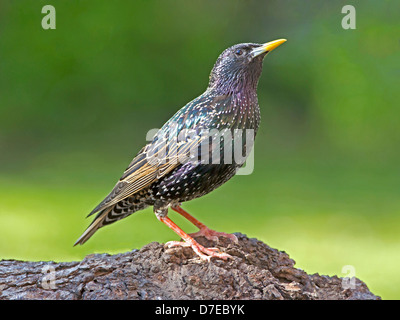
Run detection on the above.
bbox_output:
[0,233,379,300]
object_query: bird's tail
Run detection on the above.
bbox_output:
[74,199,150,246]
[73,206,114,246]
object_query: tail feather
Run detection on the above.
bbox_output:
[74,198,150,246]
[74,207,113,246]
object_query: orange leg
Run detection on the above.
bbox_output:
[171,206,238,244]
[157,215,232,261]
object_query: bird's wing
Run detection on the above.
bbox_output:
[87,92,233,216]
[87,129,205,216]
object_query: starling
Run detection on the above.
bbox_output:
[74,39,287,261]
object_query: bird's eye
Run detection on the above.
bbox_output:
[235,49,243,56]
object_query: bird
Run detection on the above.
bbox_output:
[74,39,287,261]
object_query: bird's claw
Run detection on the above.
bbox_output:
[165,240,232,261]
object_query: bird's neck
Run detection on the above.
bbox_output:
[209,76,260,97]
[207,85,259,109]
[208,61,263,96]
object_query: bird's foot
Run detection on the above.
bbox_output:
[158,215,232,261]
[165,240,232,262]
[189,227,239,244]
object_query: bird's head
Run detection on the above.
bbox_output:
[208,39,287,95]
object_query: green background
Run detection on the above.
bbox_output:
[0,0,399,299]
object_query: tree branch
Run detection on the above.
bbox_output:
[0,233,379,300]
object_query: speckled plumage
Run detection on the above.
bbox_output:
[75,40,286,256]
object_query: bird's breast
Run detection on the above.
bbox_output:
[213,91,260,133]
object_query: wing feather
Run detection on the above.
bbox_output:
[87,131,204,216]
[87,93,225,217]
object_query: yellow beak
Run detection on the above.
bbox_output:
[251,39,287,57]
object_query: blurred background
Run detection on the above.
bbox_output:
[0,0,399,299]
